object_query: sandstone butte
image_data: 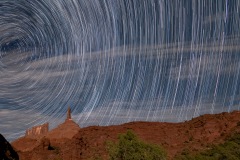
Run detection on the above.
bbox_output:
[11,109,240,160]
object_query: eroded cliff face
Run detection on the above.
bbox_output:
[25,123,49,137]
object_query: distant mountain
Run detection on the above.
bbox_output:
[12,111,240,160]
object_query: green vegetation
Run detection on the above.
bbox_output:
[89,156,103,160]
[88,152,104,160]
[175,133,240,160]
[107,130,167,160]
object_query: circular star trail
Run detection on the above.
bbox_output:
[1,0,240,141]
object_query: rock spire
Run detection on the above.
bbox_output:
[66,107,72,120]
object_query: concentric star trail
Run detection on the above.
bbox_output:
[1,0,240,141]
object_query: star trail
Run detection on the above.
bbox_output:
[1,0,240,141]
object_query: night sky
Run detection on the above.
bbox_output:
[1,0,240,141]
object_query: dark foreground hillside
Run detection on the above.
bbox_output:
[11,111,240,160]
[0,134,19,160]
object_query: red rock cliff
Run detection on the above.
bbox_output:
[25,123,49,137]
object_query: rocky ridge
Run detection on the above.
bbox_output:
[11,110,240,160]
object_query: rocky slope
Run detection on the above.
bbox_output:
[12,110,240,160]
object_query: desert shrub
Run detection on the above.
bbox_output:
[89,156,103,160]
[107,130,167,160]
[175,133,240,160]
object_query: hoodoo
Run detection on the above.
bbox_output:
[66,107,72,121]
[46,106,80,139]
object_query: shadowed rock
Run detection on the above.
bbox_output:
[0,134,19,160]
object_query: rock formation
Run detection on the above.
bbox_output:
[11,110,240,160]
[40,137,51,150]
[47,107,80,139]
[66,106,72,120]
[0,134,19,160]
[25,123,49,137]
